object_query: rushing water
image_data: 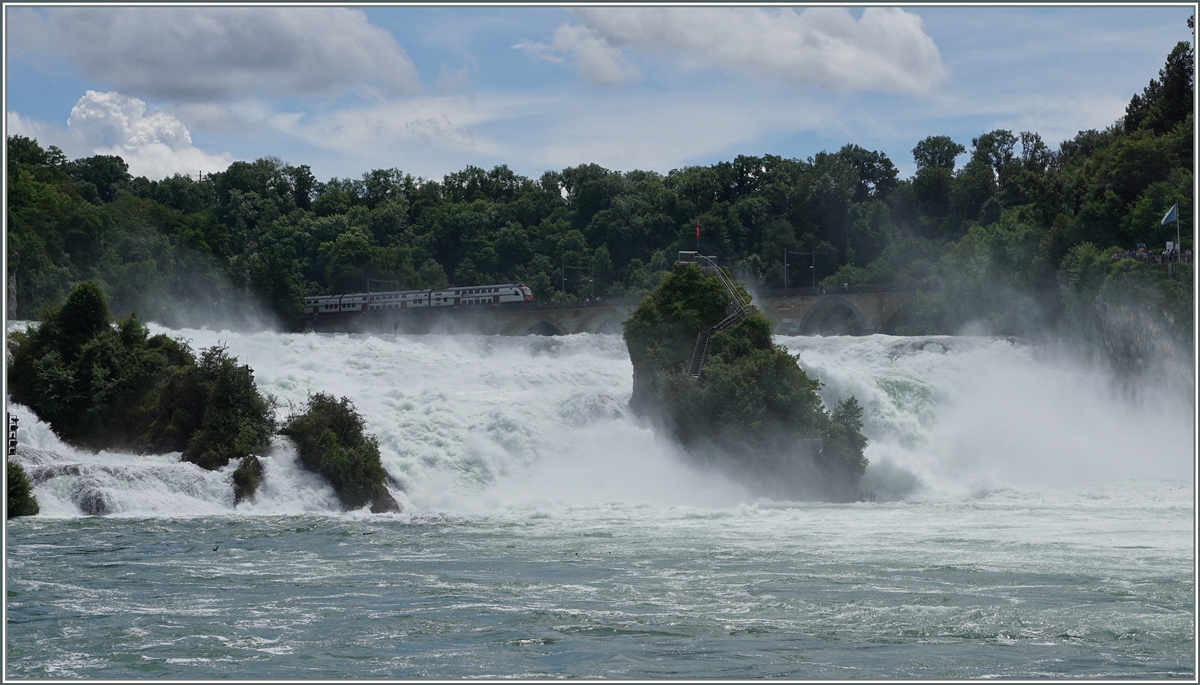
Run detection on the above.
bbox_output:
[5,325,1195,678]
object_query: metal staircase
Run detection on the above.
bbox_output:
[678,252,751,380]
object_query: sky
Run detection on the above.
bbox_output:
[4,4,1195,183]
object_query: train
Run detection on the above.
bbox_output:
[304,283,534,317]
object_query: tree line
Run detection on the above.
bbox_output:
[6,40,1192,354]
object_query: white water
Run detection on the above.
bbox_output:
[7,325,1194,517]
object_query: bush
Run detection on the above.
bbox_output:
[281,393,399,512]
[623,263,869,501]
[7,282,275,474]
[232,455,263,504]
[7,460,40,518]
[178,346,276,470]
[7,282,191,448]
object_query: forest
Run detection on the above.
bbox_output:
[5,41,1193,357]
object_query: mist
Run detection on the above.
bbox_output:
[785,334,1194,501]
[96,245,283,334]
[9,319,1191,518]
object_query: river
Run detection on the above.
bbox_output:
[5,325,1194,678]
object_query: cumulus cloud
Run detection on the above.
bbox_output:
[10,7,420,101]
[515,23,643,87]
[529,7,945,94]
[7,91,233,180]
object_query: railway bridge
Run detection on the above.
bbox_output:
[321,285,926,337]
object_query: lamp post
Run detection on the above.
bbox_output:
[563,264,594,299]
[783,249,815,296]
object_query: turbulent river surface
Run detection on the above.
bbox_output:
[5,324,1195,678]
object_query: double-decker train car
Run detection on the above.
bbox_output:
[304,283,534,317]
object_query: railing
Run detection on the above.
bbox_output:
[681,252,750,380]
[756,281,939,298]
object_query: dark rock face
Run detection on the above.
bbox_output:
[370,490,402,513]
[71,478,111,516]
[232,455,264,504]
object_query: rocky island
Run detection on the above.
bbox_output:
[6,281,397,513]
[623,255,869,501]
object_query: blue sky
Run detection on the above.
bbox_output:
[4,5,1194,182]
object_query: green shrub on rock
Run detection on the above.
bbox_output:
[7,282,192,449]
[281,393,400,513]
[623,262,869,501]
[7,460,40,518]
[176,347,276,470]
[232,455,263,504]
[7,282,276,471]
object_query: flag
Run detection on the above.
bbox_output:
[695,221,700,242]
[1161,202,1178,225]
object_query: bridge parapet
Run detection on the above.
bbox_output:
[311,284,928,337]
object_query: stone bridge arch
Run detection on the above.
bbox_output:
[798,296,869,335]
[593,316,624,335]
[522,319,566,336]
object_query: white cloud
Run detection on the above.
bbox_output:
[68,91,191,151]
[258,94,525,164]
[968,93,1130,147]
[262,85,839,179]
[510,92,841,173]
[406,116,476,147]
[10,7,420,101]
[515,24,643,87]
[527,7,946,94]
[8,91,233,180]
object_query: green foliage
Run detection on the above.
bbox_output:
[4,42,1192,368]
[623,264,730,413]
[7,282,274,467]
[177,347,277,470]
[281,393,395,511]
[7,282,180,446]
[1124,41,1194,135]
[624,264,869,500]
[232,455,263,504]
[7,460,40,518]
[913,135,966,172]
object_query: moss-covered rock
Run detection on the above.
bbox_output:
[281,393,399,512]
[7,281,277,509]
[176,347,277,470]
[7,460,40,518]
[232,455,263,504]
[623,262,868,501]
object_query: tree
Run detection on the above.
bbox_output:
[67,155,132,204]
[54,280,111,362]
[281,393,398,512]
[7,461,40,518]
[1124,41,1194,135]
[180,346,276,470]
[912,135,965,171]
[835,144,898,202]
